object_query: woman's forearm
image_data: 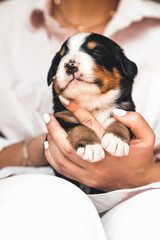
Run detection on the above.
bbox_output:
[0,134,48,169]
[0,141,25,168]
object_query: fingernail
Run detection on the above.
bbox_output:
[59,95,69,105]
[44,141,49,150]
[43,113,51,124]
[112,109,127,116]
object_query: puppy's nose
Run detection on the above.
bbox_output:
[64,59,79,75]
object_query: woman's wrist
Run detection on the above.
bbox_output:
[22,139,34,166]
[0,134,48,169]
[27,134,48,167]
[131,160,160,189]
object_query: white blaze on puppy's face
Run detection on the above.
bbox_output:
[55,32,101,99]
[68,32,90,53]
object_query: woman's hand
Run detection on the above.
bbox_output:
[44,100,158,192]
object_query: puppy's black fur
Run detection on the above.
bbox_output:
[47,33,137,194]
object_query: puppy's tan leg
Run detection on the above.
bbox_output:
[68,125,105,162]
[101,121,131,157]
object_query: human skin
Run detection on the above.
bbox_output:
[0,133,47,168]
[44,99,160,192]
[50,0,119,34]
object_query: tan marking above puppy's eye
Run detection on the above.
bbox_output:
[87,41,98,50]
[59,47,65,56]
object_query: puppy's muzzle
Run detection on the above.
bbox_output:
[64,59,79,75]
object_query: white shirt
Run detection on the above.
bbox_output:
[0,0,160,212]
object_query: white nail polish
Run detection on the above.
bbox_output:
[44,141,49,150]
[59,95,69,105]
[43,113,51,124]
[112,109,127,116]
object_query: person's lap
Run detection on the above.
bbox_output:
[0,174,106,240]
[101,188,160,240]
[1,174,160,240]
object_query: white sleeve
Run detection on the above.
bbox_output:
[0,2,40,151]
[0,85,38,151]
[0,0,54,151]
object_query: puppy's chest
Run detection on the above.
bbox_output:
[92,108,115,129]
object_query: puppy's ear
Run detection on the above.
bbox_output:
[47,52,61,86]
[116,50,138,79]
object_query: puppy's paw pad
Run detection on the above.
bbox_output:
[101,133,129,157]
[77,144,105,162]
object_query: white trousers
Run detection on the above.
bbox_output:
[0,174,160,240]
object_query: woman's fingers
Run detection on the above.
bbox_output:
[43,113,69,145]
[43,113,75,157]
[59,96,105,139]
[44,139,92,186]
[43,114,91,167]
[112,109,155,146]
[44,146,76,180]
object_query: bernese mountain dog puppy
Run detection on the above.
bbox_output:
[47,32,137,194]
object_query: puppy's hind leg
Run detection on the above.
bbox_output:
[68,125,105,163]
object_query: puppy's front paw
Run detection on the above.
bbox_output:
[101,133,129,157]
[76,144,105,163]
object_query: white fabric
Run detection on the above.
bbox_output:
[0,0,160,216]
[1,174,160,240]
[0,174,107,240]
[89,181,160,213]
[101,188,160,240]
[0,166,53,180]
